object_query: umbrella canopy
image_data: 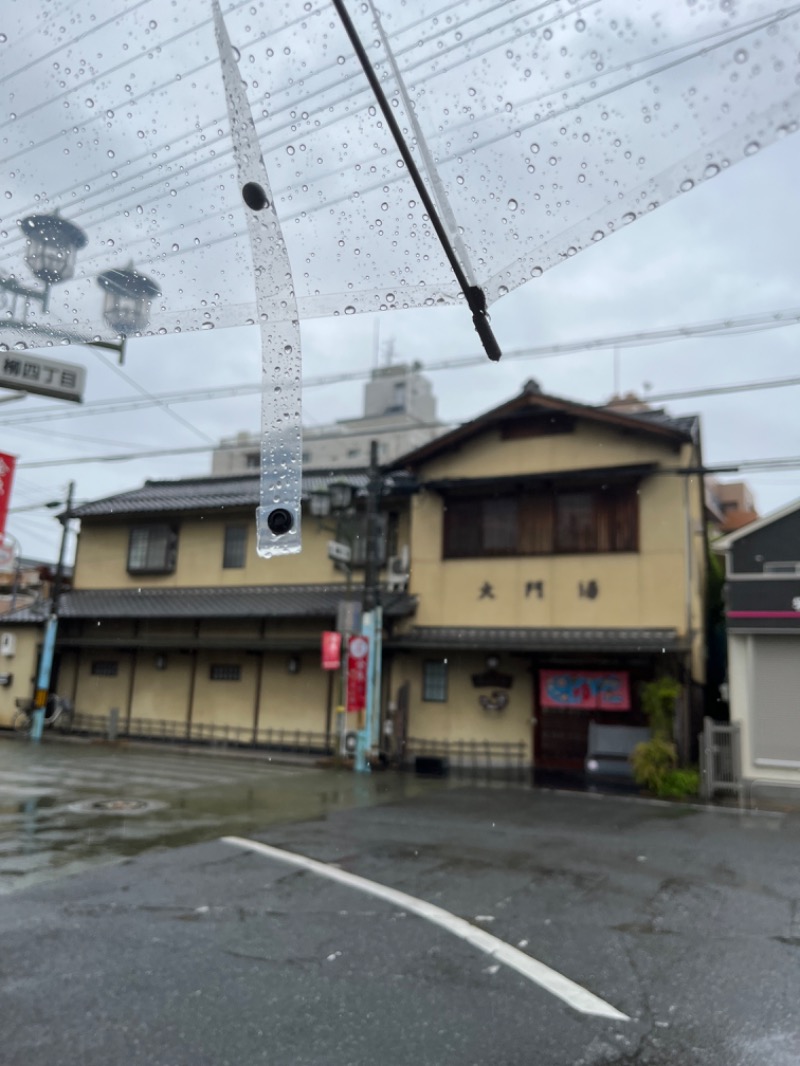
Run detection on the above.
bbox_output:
[1,0,798,554]
[2,0,798,341]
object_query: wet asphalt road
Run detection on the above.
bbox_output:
[2,739,800,1066]
[0,737,441,894]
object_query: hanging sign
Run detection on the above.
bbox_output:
[0,355,85,403]
[540,670,631,711]
[0,453,16,536]
[320,631,342,671]
[346,634,370,713]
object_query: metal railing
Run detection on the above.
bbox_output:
[64,714,527,779]
[71,712,335,757]
[403,736,528,782]
[699,716,743,805]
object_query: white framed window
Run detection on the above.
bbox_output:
[127,525,178,574]
[764,561,800,575]
[423,660,448,702]
[223,525,248,569]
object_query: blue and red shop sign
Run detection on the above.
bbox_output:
[539,670,631,711]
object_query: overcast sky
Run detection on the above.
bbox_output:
[2,1,798,562]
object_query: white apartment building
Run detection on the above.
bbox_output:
[212,362,444,475]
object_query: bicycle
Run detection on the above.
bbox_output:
[13,695,75,735]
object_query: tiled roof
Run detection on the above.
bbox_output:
[623,409,699,439]
[0,601,51,624]
[389,626,686,652]
[387,387,697,470]
[70,471,416,519]
[57,584,416,620]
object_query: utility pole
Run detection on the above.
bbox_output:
[355,441,382,773]
[362,439,381,615]
[30,480,74,743]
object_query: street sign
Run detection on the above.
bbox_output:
[320,631,342,670]
[336,599,362,635]
[346,634,370,713]
[0,353,86,403]
[327,539,352,564]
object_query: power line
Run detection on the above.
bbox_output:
[16,421,451,469]
[1,304,799,428]
[10,423,155,449]
[646,375,800,405]
[731,456,800,472]
[86,347,216,445]
[72,3,799,281]
[2,0,776,280]
[16,437,800,474]
[9,501,60,514]
[0,0,504,236]
[0,0,154,90]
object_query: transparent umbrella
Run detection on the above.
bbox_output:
[1,1,797,554]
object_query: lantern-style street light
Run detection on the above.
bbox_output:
[97,264,161,337]
[19,214,88,306]
[309,448,386,774]
[309,477,354,519]
[0,212,160,364]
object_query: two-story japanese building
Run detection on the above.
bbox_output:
[50,471,416,749]
[385,382,707,771]
[14,383,707,773]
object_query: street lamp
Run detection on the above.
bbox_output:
[20,214,87,306]
[329,478,354,513]
[97,264,161,336]
[308,478,355,519]
[310,475,359,760]
[309,452,388,773]
[1,212,160,364]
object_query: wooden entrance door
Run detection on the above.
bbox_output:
[535,705,591,772]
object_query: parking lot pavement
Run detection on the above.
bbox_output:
[2,780,799,1066]
[0,736,443,895]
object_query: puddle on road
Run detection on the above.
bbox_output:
[0,741,448,895]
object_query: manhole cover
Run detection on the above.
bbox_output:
[68,798,166,816]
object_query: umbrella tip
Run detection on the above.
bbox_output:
[472,310,503,362]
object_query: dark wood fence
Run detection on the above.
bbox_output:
[71,712,335,757]
[403,736,528,782]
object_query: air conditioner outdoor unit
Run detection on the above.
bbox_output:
[341,730,358,757]
[386,545,410,591]
[0,633,16,658]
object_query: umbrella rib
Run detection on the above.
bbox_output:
[330,0,502,363]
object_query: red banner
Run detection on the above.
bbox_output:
[540,670,630,711]
[320,631,342,671]
[0,453,16,536]
[346,634,370,713]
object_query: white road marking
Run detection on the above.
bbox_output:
[221,835,629,1021]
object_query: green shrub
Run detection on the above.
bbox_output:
[630,737,677,793]
[641,676,681,740]
[659,768,700,799]
[634,676,697,798]
[630,741,700,798]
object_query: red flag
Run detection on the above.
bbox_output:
[320,631,342,670]
[0,453,16,536]
[346,634,370,713]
